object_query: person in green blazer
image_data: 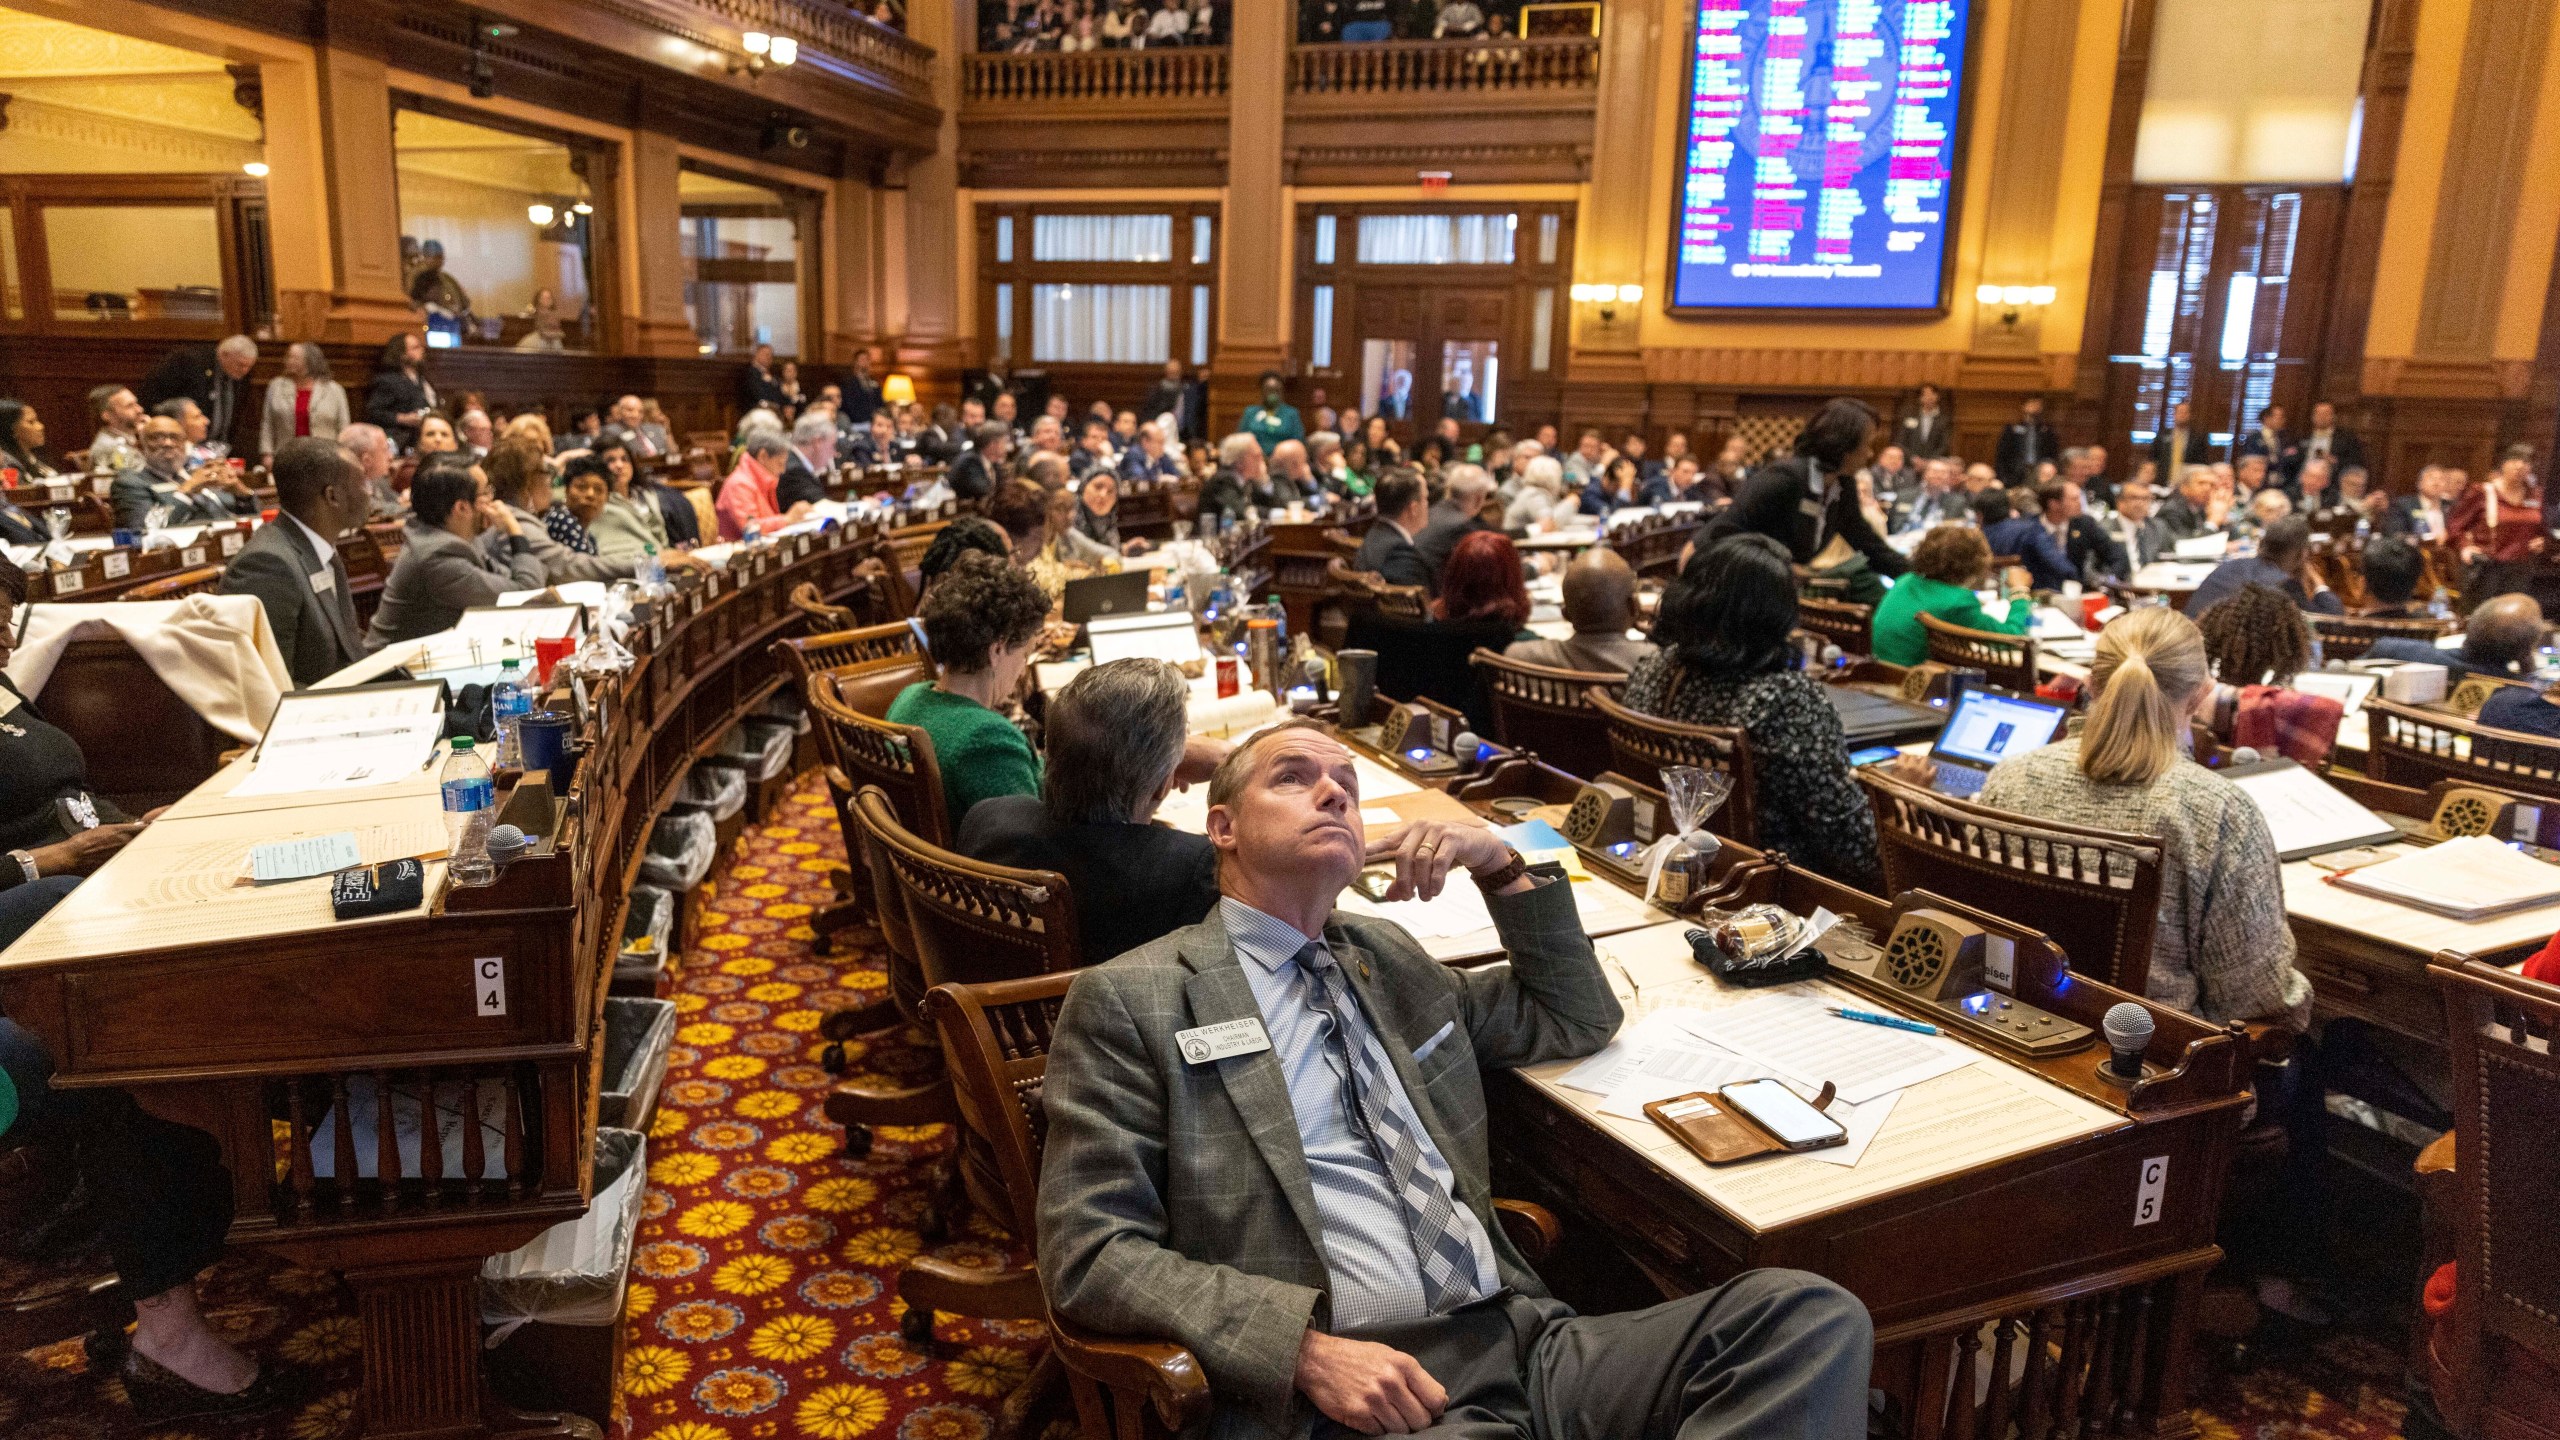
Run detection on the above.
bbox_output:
[886,552,1056,827]
[1870,523,2034,667]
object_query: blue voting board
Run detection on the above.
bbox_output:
[1668,0,1976,314]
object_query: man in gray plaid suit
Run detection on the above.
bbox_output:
[1039,721,1872,1438]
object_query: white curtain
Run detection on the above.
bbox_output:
[1355,213,1517,265]
[1032,213,1174,262]
[1032,283,1172,363]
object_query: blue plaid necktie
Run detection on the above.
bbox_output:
[1291,942,1480,1314]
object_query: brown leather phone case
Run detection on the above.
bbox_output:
[1643,1081,1841,1165]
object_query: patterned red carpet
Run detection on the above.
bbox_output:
[0,774,2423,1440]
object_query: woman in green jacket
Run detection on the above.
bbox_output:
[885,551,1055,826]
[1870,522,2033,667]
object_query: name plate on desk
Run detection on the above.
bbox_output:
[222,531,245,556]
[52,569,84,595]
[46,482,72,503]
[182,544,207,567]
[101,552,129,580]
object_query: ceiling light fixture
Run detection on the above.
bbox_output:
[527,202,557,226]
[242,161,270,178]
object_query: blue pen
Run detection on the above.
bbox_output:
[1828,1005,1940,1036]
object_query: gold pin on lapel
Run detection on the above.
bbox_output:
[1358,959,1371,980]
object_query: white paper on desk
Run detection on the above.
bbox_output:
[2226,761,2400,861]
[248,830,361,884]
[2172,532,2229,561]
[1339,879,1496,939]
[1669,990,1971,1105]
[455,604,581,643]
[234,682,446,797]
[501,581,608,611]
[1558,1010,1738,1094]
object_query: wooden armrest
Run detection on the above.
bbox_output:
[823,1077,958,1129]
[2416,1131,2457,1179]
[1493,1198,1561,1264]
[1047,1308,1213,1433]
[898,1257,1046,1320]
[2239,1020,2295,1066]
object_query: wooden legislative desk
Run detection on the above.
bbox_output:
[1444,759,2252,1440]
[0,522,881,1439]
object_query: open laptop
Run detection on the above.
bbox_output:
[1926,689,2069,798]
[1062,570,1152,625]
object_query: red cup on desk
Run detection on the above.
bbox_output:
[535,635,577,686]
[2082,593,2109,630]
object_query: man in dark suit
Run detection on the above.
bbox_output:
[2232,404,2290,471]
[1414,464,1498,591]
[1140,360,1206,442]
[738,343,790,415]
[1035,721,1874,1440]
[1353,470,1434,590]
[1376,368,1415,420]
[1895,383,1951,461]
[1889,457,1968,534]
[2185,516,2343,617]
[2103,480,2170,570]
[776,412,835,510]
[109,416,258,531]
[958,659,1224,966]
[1199,434,1267,529]
[1984,486,2081,592]
[2284,400,2365,480]
[947,423,1012,503]
[2367,595,2542,680]
[218,437,370,686]
[2386,463,2460,541]
[2148,400,2215,479]
[136,335,258,456]
[2356,534,2429,618]
[1698,398,1905,595]
[839,347,885,428]
[1992,396,2061,485]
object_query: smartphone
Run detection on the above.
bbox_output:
[1352,866,1401,902]
[1848,745,1903,768]
[1717,1079,1848,1151]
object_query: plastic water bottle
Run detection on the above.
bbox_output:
[2430,587,2456,622]
[2355,516,2371,542]
[492,659,532,770]
[442,738,497,887]
[638,544,667,594]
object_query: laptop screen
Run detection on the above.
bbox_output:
[1932,690,2067,767]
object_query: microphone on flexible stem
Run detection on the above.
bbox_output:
[2100,1002,2154,1085]
[1450,731,1481,767]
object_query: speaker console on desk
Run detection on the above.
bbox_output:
[1814,900,2095,1059]
[1348,703,1464,777]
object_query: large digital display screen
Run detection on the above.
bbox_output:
[1668,0,1976,314]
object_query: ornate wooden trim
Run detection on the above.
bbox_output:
[2361,357,2536,401]
[1642,348,1968,390]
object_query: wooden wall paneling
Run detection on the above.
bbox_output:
[2320,0,2420,411]
[2413,0,2560,362]
[2069,0,2160,426]
[2536,195,2560,467]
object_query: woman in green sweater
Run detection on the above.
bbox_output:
[886,551,1055,827]
[1870,523,2033,667]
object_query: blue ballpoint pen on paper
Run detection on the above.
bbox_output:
[1828,1005,1940,1036]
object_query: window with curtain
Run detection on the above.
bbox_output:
[1356,214,1517,265]
[1034,213,1174,262]
[1032,283,1171,363]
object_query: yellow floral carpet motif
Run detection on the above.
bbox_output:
[0,775,2422,1440]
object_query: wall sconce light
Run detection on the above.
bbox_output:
[736,31,799,76]
[1571,282,1645,322]
[527,202,557,227]
[241,161,270,178]
[1975,283,2058,330]
[882,374,917,408]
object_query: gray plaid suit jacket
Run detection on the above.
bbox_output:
[1037,875,1621,1439]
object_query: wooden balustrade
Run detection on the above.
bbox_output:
[693,0,936,97]
[1289,35,1602,96]
[964,46,1231,105]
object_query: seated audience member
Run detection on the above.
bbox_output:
[2238,486,2293,542]
[1701,399,1904,605]
[1068,419,1117,483]
[2052,479,2130,581]
[2195,584,2343,766]
[2106,480,2169,569]
[601,393,666,460]
[848,408,912,471]
[456,408,495,461]
[2186,516,2342,617]
[1623,536,1884,890]
[2157,465,2232,544]
[2476,667,2560,738]
[1433,531,1535,643]
[366,456,549,646]
[1072,471,1144,555]
[1983,488,2075,593]
[623,437,701,549]
[2449,445,2544,601]
[1977,607,2311,1028]
[1037,718,1872,1440]
[1500,455,1578,532]
[217,438,369,687]
[109,416,257,531]
[1040,483,1117,574]
[948,423,1013,503]
[1359,413,1403,470]
[336,422,406,520]
[716,429,808,541]
[1265,439,1321,511]
[553,407,603,458]
[0,561,153,946]
[87,383,146,472]
[1582,454,1642,517]
[579,443,665,563]
[1416,463,1499,588]
[1506,547,1655,674]
[545,458,612,557]
[1199,433,1268,529]
[2355,535,2428,618]
[151,398,225,469]
[914,519,1013,611]
[1354,469,1434,589]
[1889,457,1967,534]
[985,478,1055,566]
[485,440,648,585]
[414,412,459,455]
[958,659,1225,963]
[1117,419,1182,484]
[2365,593,2543,680]
[1,396,63,481]
[1871,524,2032,667]
[886,553,1052,825]
[777,412,836,510]
[2386,463,2456,540]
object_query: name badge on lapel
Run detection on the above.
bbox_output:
[1175,1017,1272,1065]
[311,566,337,594]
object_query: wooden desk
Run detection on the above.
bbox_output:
[2281,844,2550,1045]
[0,523,882,1440]
[1450,760,2250,1440]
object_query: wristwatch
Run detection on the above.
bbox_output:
[4,849,37,890]
[1471,846,1530,892]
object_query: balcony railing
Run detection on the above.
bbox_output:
[1289,34,1601,96]
[964,47,1231,106]
[697,0,937,98]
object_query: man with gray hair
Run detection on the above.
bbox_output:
[138,333,258,455]
[336,422,406,519]
[1266,438,1319,510]
[1416,462,1498,592]
[1201,432,1268,529]
[778,409,837,510]
[957,658,1228,965]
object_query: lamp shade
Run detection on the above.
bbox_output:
[881,374,917,407]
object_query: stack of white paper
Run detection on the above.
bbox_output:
[2331,834,2560,920]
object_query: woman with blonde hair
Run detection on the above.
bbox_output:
[1975,605,2309,1028]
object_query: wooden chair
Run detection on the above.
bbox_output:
[1856,770,2165,994]
[0,1138,132,1370]
[1919,612,2039,695]
[794,663,935,947]
[1797,595,1875,658]
[120,565,225,601]
[2308,610,2453,663]
[1467,648,1624,779]
[2367,700,2560,803]
[2418,957,2560,1438]
[1586,688,1760,847]
[771,620,922,695]
[866,808,1080,1351]
[789,580,856,632]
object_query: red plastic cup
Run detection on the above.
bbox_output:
[535,635,577,686]
[2082,593,2109,630]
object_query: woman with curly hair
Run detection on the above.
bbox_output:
[1869,523,2031,667]
[885,551,1056,824]
[2196,582,2312,687]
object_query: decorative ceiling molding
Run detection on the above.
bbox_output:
[0,92,261,170]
